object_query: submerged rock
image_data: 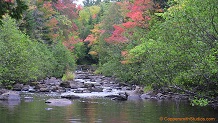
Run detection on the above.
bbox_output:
[0,100,21,106]
[45,99,72,106]
[61,94,81,99]
[106,92,128,101]
[127,94,141,101]
[23,96,34,103]
[45,108,53,111]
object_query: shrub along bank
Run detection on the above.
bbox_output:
[0,16,75,88]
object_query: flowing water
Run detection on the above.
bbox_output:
[0,93,217,123]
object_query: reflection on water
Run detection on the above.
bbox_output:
[0,93,217,123]
[0,100,21,107]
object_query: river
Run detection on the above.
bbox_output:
[0,93,217,123]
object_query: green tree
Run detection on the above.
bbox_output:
[0,0,28,25]
[0,16,53,85]
[127,0,218,97]
[51,42,76,77]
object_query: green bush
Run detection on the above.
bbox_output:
[0,16,39,84]
[0,16,76,87]
[62,71,75,82]
[191,97,209,107]
[143,85,152,93]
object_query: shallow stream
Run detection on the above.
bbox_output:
[0,93,217,123]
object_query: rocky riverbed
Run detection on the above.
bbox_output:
[0,70,187,101]
[0,67,218,108]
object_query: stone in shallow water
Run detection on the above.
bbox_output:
[22,85,30,91]
[61,94,81,99]
[140,94,151,99]
[0,91,21,107]
[105,92,128,101]
[45,108,53,111]
[127,94,141,101]
[45,98,72,106]
[0,100,21,106]
[0,92,20,100]
[24,96,34,102]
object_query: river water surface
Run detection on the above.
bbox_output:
[0,93,217,123]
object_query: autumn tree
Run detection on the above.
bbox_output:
[17,0,78,76]
[0,0,59,25]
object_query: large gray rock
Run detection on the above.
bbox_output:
[60,82,71,88]
[28,86,36,92]
[50,86,59,92]
[44,77,61,86]
[156,93,163,99]
[0,89,8,95]
[13,83,23,91]
[39,87,50,92]
[70,81,84,89]
[45,99,72,106]
[126,86,143,101]
[0,92,20,100]
[22,85,30,91]
[88,87,103,92]
[35,83,47,90]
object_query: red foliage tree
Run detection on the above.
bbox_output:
[46,17,59,40]
[53,0,82,51]
[126,0,153,27]
[105,25,128,44]
[105,0,153,44]
[55,0,78,19]
[4,0,13,2]
[84,34,96,46]
[122,21,137,28]
[63,36,82,51]
[127,11,144,21]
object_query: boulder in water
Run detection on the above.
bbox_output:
[105,92,128,101]
[127,94,141,101]
[0,91,20,100]
[140,94,151,99]
[22,85,30,91]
